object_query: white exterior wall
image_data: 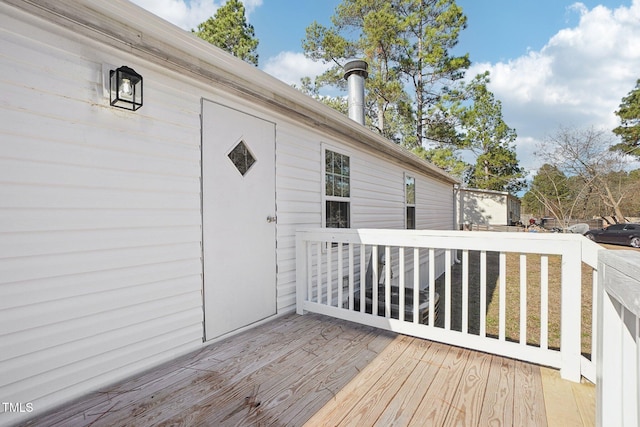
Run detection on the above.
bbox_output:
[459,189,514,226]
[272,120,455,310]
[0,6,205,424]
[0,1,457,424]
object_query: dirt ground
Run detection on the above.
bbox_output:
[600,243,640,252]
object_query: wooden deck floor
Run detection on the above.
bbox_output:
[25,313,594,426]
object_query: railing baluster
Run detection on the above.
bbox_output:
[413,247,419,324]
[360,244,366,313]
[316,242,322,304]
[372,245,378,316]
[337,243,343,308]
[480,250,487,337]
[462,249,469,334]
[445,249,452,330]
[499,251,506,341]
[429,248,435,327]
[348,243,354,311]
[399,247,405,322]
[541,255,549,350]
[327,242,332,306]
[306,241,312,303]
[385,246,391,318]
[520,254,527,345]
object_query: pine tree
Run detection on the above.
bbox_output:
[458,73,524,193]
[612,79,640,159]
[193,0,259,66]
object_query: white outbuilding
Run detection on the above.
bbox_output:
[0,0,458,424]
[457,188,521,228]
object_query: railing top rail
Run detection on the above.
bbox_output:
[297,228,596,259]
[599,250,640,317]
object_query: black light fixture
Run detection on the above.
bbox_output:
[110,66,143,111]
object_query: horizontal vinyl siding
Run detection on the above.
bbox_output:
[416,177,455,230]
[351,155,405,229]
[0,9,203,423]
[275,125,323,310]
[274,119,456,311]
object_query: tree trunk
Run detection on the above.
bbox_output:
[603,182,627,222]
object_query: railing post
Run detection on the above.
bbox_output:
[596,250,640,427]
[560,242,582,382]
[296,232,307,315]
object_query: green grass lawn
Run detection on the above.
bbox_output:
[484,253,593,357]
[435,250,593,358]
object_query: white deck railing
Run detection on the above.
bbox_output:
[596,250,640,427]
[296,228,602,383]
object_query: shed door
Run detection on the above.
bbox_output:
[202,100,277,340]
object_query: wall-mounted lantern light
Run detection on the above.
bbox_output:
[110,66,143,111]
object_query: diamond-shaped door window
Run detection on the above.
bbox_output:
[228,140,256,176]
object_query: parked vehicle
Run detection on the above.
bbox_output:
[584,223,640,248]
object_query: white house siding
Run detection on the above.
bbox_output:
[273,124,323,310]
[274,125,456,307]
[0,5,204,423]
[416,177,454,230]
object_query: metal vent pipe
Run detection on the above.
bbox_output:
[343,59,368,125]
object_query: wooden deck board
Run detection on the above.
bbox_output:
[56,314,324,427]
[201,322,384,426]
[478,355,515,426]
[265,332,396,427]
[572,379,596,427]
[25,313,594,427]
[373,340,447,427]
[331,337,432,426]
[409,345,471,425]
[303,334,413,426]
[541,367,596,427]
[116,317,376,426]
[31,313,316,427]
[441,349,492,426]
[514,360,548,426]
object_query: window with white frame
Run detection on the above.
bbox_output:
[324,148,350,228]
[405,174,415,229]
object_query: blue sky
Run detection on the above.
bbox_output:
[132,0,640,173]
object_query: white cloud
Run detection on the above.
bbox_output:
[130,0,263,31]
[469,0,640,172]
[262,51,332,86]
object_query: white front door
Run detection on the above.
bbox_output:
[202,100,277,340]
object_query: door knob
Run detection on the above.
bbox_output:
[267,215,277,223]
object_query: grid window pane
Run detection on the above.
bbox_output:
[405,176,415,205]
[325,149,350,228]
[406,206,416,230]
[325,174,335,197]
[342,156,350,176]
[326,201,350,228]
[341,177,350,197]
